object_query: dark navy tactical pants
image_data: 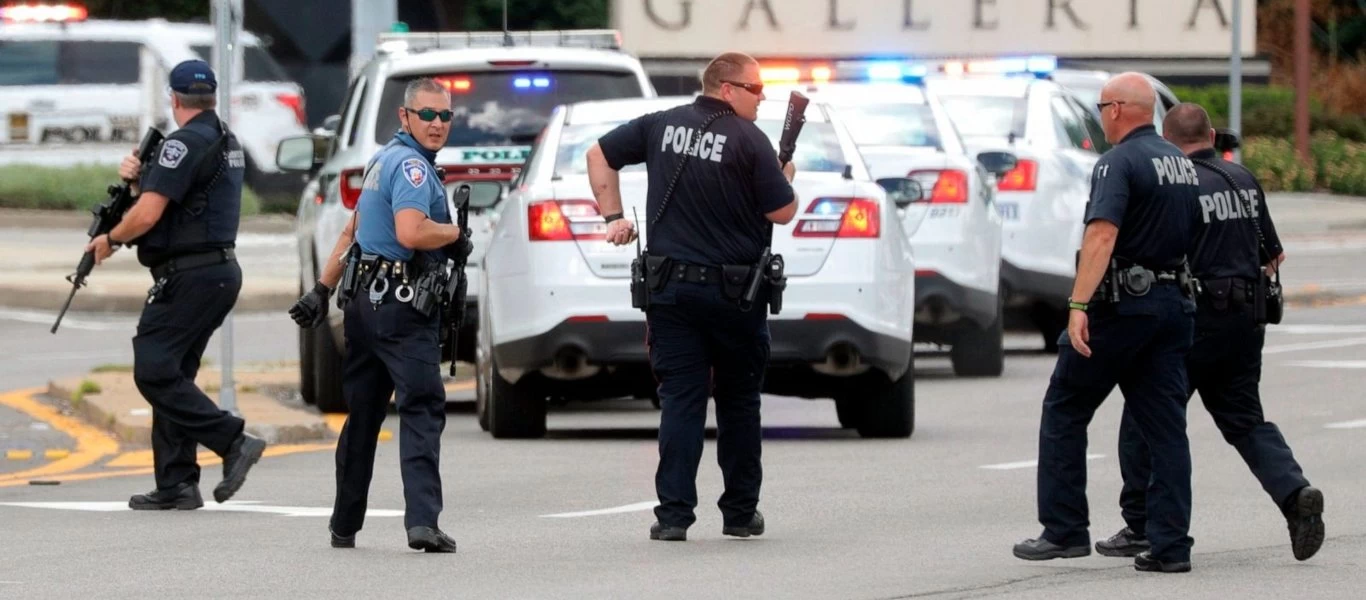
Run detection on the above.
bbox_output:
[133,261,245,490]
[1037,286,1196,563]
[330,295,447,536]
[647,279,770,529]
[1117,299,1310,534]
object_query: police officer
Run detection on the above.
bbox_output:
[1096,103,1324,562]
[1012,73,1203,573]
[86,59,266,510]
[586,51,797,541]
[288,77,470,552]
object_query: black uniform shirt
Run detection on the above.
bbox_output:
[597,95,794,266]
[137,110,244,266]
[1084,125,1202,271]
[1186,148,1283,280]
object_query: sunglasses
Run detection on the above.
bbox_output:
[1096,101,1126,112]
[405,107,453,123]
[722,80,764,96]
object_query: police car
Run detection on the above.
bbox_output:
[474,96,919,439]
[0,4,308,193]
[1049,68,1181,128]
[280,29,657,412]
[763,61,1008,377]
[921,57,1127,349]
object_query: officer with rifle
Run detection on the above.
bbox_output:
[288,77,471,553]
[586,50,800,542]
[72,59,266,511]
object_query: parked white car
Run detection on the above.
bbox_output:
[474,95,919,439]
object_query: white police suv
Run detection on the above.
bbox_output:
[0,5,308,194]
[475,96,919,439]
[278,30,657,412]
[763,60,1010,377]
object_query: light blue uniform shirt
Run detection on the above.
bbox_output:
[355,131,449,262]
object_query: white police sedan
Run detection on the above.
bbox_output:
[474,96,920,439]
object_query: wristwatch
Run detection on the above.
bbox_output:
[603,213,623,223]
[1067,297,1088,311]
[106,233,122,248]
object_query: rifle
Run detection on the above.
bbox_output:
[51,127,165,334]
[443,184,473,376]
[777,91,810,167]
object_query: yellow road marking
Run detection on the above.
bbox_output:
[44,449,70,460]
[5,450,33,460]
[0,388,119,484]
[0,442,336,488]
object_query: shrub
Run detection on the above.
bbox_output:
[0,164,261,215]
[1242,133,1366,194]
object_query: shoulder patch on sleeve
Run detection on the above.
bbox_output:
[401,157,428,188]
[158,139,189,169]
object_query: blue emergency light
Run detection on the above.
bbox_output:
[863,61,928,84]
[513,76,552,90]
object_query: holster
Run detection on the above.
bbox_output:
[1255,273,1284,325]
[764,254,786,315]
[336,243,363,309]
[1202,277,1236,311]
[721,265,751,302]
[411,265,449,318]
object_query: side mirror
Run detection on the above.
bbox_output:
[322,114,342,133]
[976,151,1019,178]
[275,135,327,173]
[876,177,924,208]
[448,181,505,211]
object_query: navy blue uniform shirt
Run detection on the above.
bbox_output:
[1185,148,1283,280]
[137,110,244,266]
[597,95,794,267]
[1084,125,1202,271]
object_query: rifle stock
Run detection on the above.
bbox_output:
[777,91,810,167]
[51,127,165,334]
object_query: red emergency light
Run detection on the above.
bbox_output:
[0,2,87,22]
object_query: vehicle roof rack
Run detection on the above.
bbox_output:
[376,29,623,55]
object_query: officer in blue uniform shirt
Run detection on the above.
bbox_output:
[1097,103,1324,563]
[1012,73,1203,573]
[87,59,265,510]
[288,78,470,552]
[586,51,797,542]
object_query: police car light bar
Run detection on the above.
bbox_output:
[0,2,88,22]
[936,55,1057,78]
[760,60,928,86]
[376,29,622,54]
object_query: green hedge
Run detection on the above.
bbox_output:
[1168,84,1366,143]
[0,164,260,215]
[1243,132,1366,195]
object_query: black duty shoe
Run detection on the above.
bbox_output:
[722,511,765,538]
[213,434,267,503]
[649,522,687,541]
[1287,486,1325,561]
[1095,527,1150,557]
[407,526,457,553]
[1013,537,1091,560]
[1134,551,1191,573]
[330,527,355,549]
[128,482,203,510]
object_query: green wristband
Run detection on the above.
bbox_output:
[1068,299,1088,311]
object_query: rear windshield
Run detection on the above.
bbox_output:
[553,119,847,177]
[935,95,1028,139]
[376,70,645,147]
[0,40,139,86]
[832,103,942,149]
[192,45,291,82]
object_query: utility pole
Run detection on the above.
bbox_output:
[1229,0,1243,163]
[1294,0,1311,164]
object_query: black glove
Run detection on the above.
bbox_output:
[443,234,474,263]
[289,281,331,329]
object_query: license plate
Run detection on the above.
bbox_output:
[997,202,1019,221]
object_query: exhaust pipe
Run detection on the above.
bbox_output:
[541,346,600,380]
[812,343,869,376]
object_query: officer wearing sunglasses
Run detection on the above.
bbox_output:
[289,77,471,553]
[586,51,798,542]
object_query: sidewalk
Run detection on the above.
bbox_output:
[2,193,1365,315]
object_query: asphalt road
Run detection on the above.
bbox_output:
[0,299,1364,598]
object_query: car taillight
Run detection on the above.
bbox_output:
[997,159,1037,192]
[793,198,880,238]
[339,168,364,209]
[275,93,306,127]
[909,169,969,203]
[528,199,605,241]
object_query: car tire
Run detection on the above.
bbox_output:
[475,350,492,432]
[488,357,546,439]
[834,395,862,429]
[854,351,915,439]
[313,326,348,414]
[951,303,1005,377]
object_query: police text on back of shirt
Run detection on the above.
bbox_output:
[1200,188,1262,224]
[1152,156,1199,186]
[661,125,726,162]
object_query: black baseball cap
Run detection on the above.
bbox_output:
[169,59,217,94]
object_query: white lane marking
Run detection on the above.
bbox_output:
[980,454,1105,471]
[1324,419,1366,429]
[1272,325,1366,335]
[1284,360,1366,369]
[1263,337,1366,355]
[0,501,402,518]
[0,308,280,331]
[540,501,657,518]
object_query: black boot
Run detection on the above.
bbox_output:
[1013,536,1090,560]
[649,522,687,541]
[129,482,203,510]
[407,526,457,553]
[214,433,267,503]
[1134,551,1191,573]
[722,510,765,538]
[330,527,356,549]
[1285,486,1325,561]
[1095,527,1150,557]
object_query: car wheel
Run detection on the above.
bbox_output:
[475,348,492,432]
[313,325,348,414]
[833,395,861,429]
[297,286,317,405]
[854,351,915,439]
[488,357,546,439]
[951,301,1005,377]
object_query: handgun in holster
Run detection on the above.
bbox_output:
[1177,262,1202,299]
[764,254,786,315]
[336,243,363,309]
[411,264,448,318]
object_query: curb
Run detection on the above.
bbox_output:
[46,380,331,447]
[0,208,296,234]
[1285,287,1366,308]
[0,285,296,315]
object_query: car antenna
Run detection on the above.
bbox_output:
[1007,131,1017,145]
[502,0,514,47]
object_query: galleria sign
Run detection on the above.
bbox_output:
[610,0,1256,58]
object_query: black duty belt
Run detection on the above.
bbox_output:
[667,262,722,285]
[151,248,236,280]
